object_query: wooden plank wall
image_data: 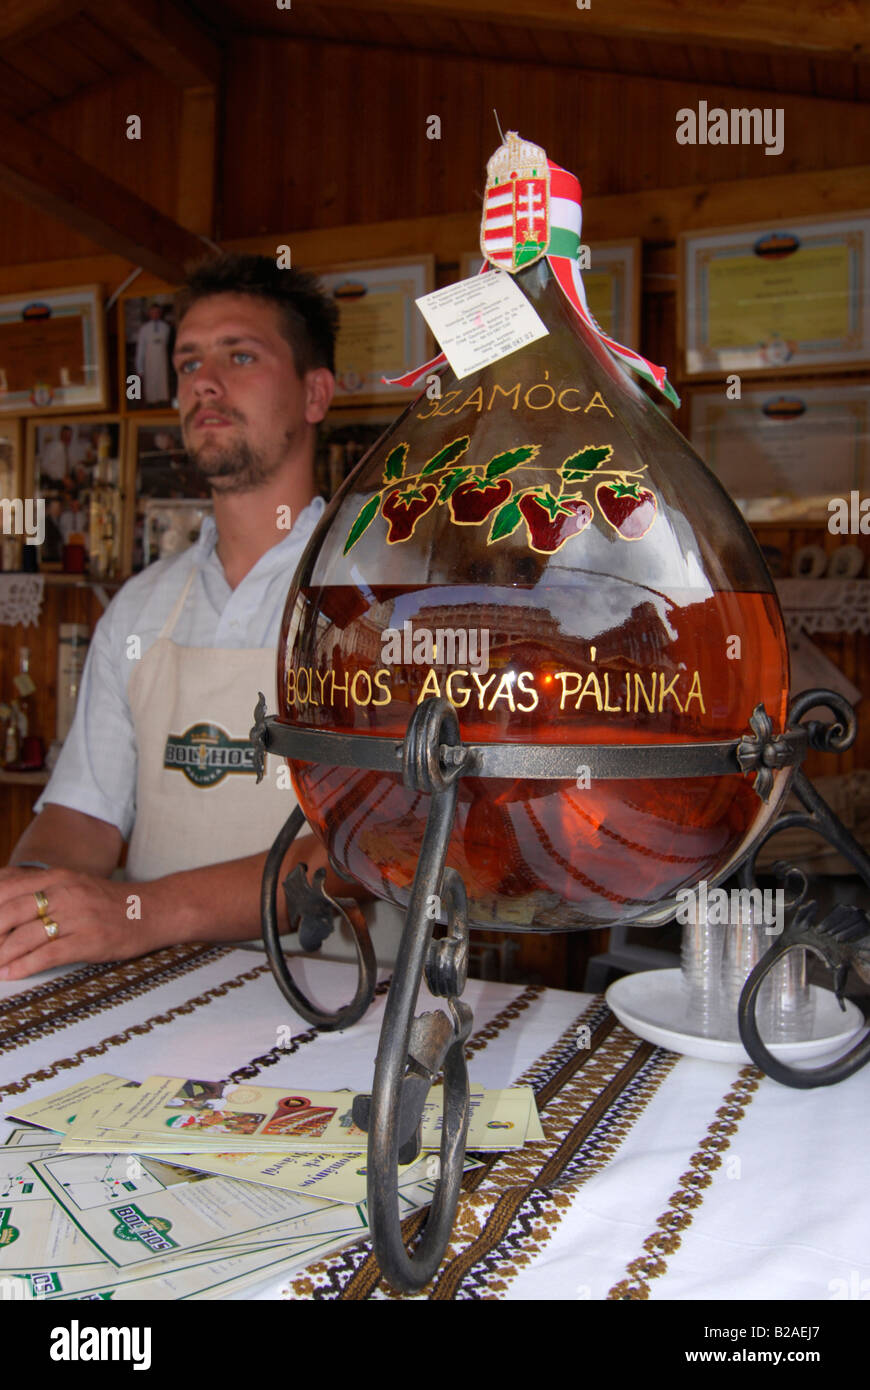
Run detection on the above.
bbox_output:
[220,37,870,238]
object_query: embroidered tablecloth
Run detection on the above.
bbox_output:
[2,947,868,1301]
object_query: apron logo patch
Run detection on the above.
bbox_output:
[163,722,256,787]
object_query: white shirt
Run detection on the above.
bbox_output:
[37,497,326,839]
[40,436,88,481]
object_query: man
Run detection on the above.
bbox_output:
[135,301,173,405]
[0,254,360,980]
[39,423,86,489]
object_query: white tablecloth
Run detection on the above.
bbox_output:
[2,945,868,1301]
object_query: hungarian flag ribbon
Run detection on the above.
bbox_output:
[386,145,680,409]
[544,161,680,408]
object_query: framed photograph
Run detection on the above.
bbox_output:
[143,499,213,568]
[25,415,124,575]
[0,417,22,499]
[688,379,870,521]
[315,408,394,501]
[460,240,641,348]
[127,416,210,571]
[0,285,107,415]
[679,213,870,379]
[312,257,434,404]
[119,289,179,412]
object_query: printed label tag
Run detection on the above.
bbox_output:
[415,271,548,380]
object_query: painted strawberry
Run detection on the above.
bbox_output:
[595,480,657,540]
[449,477,512,525]
[381,483,438,544]
[516,490,592,554]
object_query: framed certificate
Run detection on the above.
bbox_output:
[688,379,870,521]
[680,214,870,379]
[461,240,640,348]
[0,285,108,415]
[312,257,434,404]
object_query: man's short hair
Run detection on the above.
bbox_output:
[174,253,339,376]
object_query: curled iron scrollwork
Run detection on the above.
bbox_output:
[249,691,269,784]
[352,698,474,1293]
[739,895,870,1088]
[788,688,857,755]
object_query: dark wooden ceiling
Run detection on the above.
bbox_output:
[1,0,868,279]
[0,0,868,118]
[190,0,870,101]
[0,13,139,116]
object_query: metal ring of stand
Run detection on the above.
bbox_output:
[739,923,870,1089]
[735,692,870,1087]
[260,803,378,1031]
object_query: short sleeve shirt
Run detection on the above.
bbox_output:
[36,497,325,839]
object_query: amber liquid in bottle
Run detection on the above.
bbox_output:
[283,581,789,930]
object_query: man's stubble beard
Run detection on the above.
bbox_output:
[186,426,295,496]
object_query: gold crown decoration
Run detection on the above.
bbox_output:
[485,131,548,186]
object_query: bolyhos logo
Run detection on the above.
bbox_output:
[163,722,256,787]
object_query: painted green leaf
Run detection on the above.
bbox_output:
[343,494,382,555]
[488,496,524,543]
[609,480,643,498]
[484,444,539,480]
[439,467,473,501]
[561,444,613,481]
[382,443,408,483]
[421,435,470,475]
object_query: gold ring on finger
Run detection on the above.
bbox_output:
[41,918,59,941]
[34,889,51,920]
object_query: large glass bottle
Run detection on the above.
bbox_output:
[277,254,791,931]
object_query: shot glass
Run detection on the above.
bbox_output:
[681,901,725,1037]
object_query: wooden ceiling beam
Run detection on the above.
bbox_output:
[227,163,870,263]
[0,0,85,52]
[0,109,210,283]
[84,0,220,89]
[310,0,870,61]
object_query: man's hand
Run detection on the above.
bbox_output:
[3,805,373,980]
[0,866,170,981]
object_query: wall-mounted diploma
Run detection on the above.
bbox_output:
[680,213,870,378]
[689,379,870,520]
[313,257,434,404]
[0,285,107,414]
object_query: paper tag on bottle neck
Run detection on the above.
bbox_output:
[13,673,36,698]
[414,270,548,380]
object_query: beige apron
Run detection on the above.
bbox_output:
[126,569,296,881]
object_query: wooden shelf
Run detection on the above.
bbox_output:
[35,573,124,588]
[0,769,50,785]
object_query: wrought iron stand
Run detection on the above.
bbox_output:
[252,685,870,1292]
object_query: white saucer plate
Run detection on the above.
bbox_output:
[605,968,866,1066]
